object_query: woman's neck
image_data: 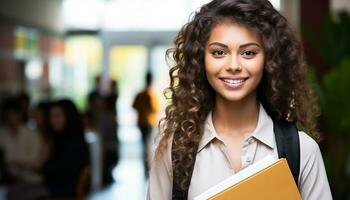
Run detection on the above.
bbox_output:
[212,94,259,138]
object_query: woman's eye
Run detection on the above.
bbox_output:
[241,51,257,58]
[211,50,226,57]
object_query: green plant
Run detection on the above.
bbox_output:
[320,59,350,133]
[318,58,350,199]
[308,12,350,199]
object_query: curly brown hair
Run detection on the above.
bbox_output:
[157,0,319,191]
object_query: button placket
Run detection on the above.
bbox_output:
[241,137,257,168]
[219,142,234,171]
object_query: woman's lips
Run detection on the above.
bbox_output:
[220,78,248,89]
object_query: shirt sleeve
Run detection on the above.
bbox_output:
[147,134,173,200]
[298,131,333,200]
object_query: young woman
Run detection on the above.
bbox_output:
[148,0,332,199]
[41,99,89,197]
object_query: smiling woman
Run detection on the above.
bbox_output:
[147,0,332,200]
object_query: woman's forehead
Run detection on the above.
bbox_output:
[206,22,262,47]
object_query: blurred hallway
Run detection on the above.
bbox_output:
[88,125,148,200]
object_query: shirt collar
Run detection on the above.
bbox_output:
[251,104,275,148]
[197,103,275,152]
[197,112,218,152]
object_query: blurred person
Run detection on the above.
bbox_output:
[16,92,30,124]
[0,98,41,183]
[41,99,89,197]
[102,79,120,186]
[31,101,52,169]
[106,79,119,115]
[85,91,119,186]
[99,110,119,187]
[83,92,103,190]
[84,91,105,135]
[132,72,159,178]
[85,75,103,127]
[82,111,102,191]
[89,75,102,96]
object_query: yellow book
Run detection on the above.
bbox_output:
[194,156,302,200]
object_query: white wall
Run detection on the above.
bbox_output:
[280,0,300,32]
[0,0,63,33]
[331,0,350,13]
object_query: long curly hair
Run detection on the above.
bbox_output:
[157,0,319,191]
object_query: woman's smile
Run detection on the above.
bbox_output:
[220,77,249,89]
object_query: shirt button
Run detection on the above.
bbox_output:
[246,157,252,164]
[247,137,254,144]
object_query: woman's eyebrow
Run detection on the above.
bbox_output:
[208,42,261,49]
[239,42,261,49]
[207,42,228,48]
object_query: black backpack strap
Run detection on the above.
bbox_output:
[274,120,300,185]
[171,132,199,200]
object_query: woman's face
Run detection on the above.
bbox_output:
[50,106,66,132]
[204,22,265,103]
[5,110,21,128]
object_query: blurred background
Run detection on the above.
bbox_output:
[0,0,349,200]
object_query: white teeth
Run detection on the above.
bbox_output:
[222,79,245,84]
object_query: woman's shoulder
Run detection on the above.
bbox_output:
[149,131,173,183]
[151,131,173,162]
[297,133,332,199]
[298,131,324,165]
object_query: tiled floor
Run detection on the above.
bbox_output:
[87,125,148,200]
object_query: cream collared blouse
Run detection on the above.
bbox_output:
[147,105,332,200]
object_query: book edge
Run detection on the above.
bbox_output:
[194,155,278,200]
